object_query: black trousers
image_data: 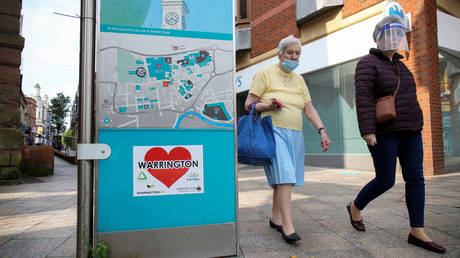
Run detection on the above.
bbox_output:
[354,131,425,227]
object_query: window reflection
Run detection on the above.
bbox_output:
[302,59,365,154]
[439,48,460,171]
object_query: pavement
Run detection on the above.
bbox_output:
[0,157,77,258]
[0,157,459,258]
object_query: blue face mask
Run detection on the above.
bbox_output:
[282,59,299,72]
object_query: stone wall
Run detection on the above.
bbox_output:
[0,0,24,181]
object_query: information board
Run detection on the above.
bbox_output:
[97,0,234,129]
[95,1,237,257]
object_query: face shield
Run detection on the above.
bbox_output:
[376,23,409,52]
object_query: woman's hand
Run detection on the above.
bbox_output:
[362,133,377,146]
[320,131,331,152]
[258,99,283,112]
[244,93,282,112]
[271,98,283,110]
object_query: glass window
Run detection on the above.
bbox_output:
[239,0,247,19]
[236,90,249,118]
[302,59,367,154]
[236,0,250,23]
[439,48,460,171]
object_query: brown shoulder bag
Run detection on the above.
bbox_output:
[375,62,400,124]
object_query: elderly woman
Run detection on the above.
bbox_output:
[245,35,331,243]
[347,16,446,253]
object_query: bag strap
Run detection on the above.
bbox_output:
[393,62,401,97]
[249,102,258,119]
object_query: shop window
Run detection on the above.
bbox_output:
[439,49,460,171]
[302,59,366,155]
[236,0,250,25]
[236,91,249,118]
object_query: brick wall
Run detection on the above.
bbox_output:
[0,0,25,181]
[342,0,385,18]
[404,0,445,175]
[250,0,300,57]
[25,96,37,129]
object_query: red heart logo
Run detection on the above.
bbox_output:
[144,147,191,188]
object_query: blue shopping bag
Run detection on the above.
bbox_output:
[237,104,276,166]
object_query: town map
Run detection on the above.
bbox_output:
[97,33,234,129]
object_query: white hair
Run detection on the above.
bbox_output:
[278,35,301,56]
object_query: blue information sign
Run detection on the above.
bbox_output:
[96,1,237,257]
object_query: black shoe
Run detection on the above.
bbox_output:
[269,219,282,233]
[281,231,301,244]
[408,233,446,253]
[347,202,366,231]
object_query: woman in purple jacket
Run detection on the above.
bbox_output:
[347,16,445,253]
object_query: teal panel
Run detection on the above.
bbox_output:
[97,129,236,232]
[100,0,233,35]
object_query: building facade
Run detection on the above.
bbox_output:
[32,83,49,136]
[235,0,460,175]
[24,95,37,131]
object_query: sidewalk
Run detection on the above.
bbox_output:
[238,165,460,257]
[0,157,77,258]
[0,157,459,257]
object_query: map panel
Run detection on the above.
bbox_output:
[98,33,234,129]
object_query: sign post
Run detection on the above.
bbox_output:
[95,0,237,257]
[77,0,95,257]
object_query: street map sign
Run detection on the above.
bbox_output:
[97,0,234,129]
[95,1,237,256]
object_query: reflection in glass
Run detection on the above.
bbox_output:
[439,48,460,171]
[302,59,365,154]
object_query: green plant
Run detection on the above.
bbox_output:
[62,129,73,149]
[91,242,109,258]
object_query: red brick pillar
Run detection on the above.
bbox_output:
[403,0,445,175]
[0,0,25,181]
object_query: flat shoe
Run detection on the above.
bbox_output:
[269,219,282,233]
[408,233,446,253]
[346,202,366,231]
[282,231,301,244]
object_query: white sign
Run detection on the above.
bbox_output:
[383,1,411,32]
[133,145,204,196]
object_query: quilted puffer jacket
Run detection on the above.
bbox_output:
[355,48,423,136]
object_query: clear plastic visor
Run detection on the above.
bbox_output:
[376,23,409,52]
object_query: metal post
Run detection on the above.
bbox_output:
[77,0,96,257]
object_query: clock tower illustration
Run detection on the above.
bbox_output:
[161,0,189,30]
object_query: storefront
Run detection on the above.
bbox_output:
[236,2,460,174]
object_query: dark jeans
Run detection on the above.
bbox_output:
[354,131,425,227]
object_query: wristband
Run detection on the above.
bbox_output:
[317,127,326,135]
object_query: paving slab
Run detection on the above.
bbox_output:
[0,238,66,258]
[46,237,76,257]
[0,157,77,258]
